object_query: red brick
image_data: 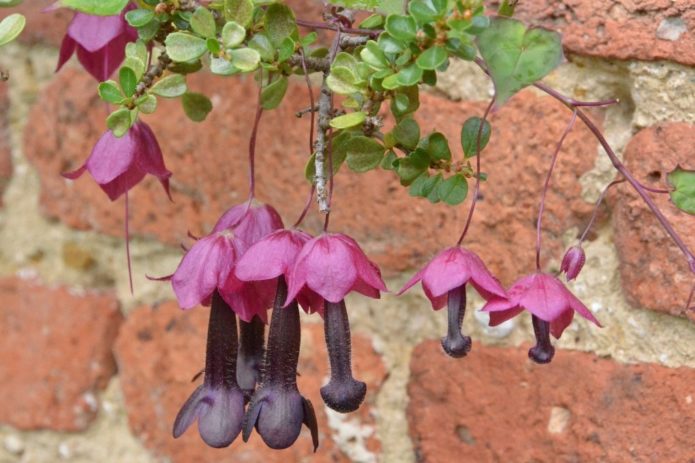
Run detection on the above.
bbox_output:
[114,301,385,463]
[408,340,695,462]
[12,0,71,47]
[0,277,122,431]
[612,123,695,320]
[0,84,11,204]
[510,0,695,66]
[25,68,599,283]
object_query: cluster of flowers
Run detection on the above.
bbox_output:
[54,4,604,452]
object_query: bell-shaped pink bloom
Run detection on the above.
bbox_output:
[63,120,172,201]
[483,272,601,339]
[285,233,387,305]
[560,245,586,281]
[213,203,284,253]
[398,247,507,309]
[235,229,324,314]
[56,9,137,82]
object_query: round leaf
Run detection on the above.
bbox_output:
[261,76,288,109]
[668,167,695,215]
[150,74,187,98]
[0,13,25,46]
[385,14,417,41]
[437,174,468,205]
[124,9,154,28]
[98,80,124,104]
[461,116,492,158]
[330,112,366,130]
[165,32,208,62]
[106,108,133,137]
[229,47,260,72]
[416,46,447,70]
[222,21,246,48]
[191,7,216,38]
[119,66,137,98]
[224,0,254,27]
[181,92,213,122]
[346,136,386,172]
[264,3,297,46]
[59,0,129,16]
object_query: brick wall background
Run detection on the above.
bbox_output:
[1,1,694,462]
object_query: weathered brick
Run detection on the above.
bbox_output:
[510,0,695,66]
[25,68,599,283]
[0,84,11,204]
[0,277,122,431]
[612,122,695,320]
[12,0,71,47]
[114,301,384,463]
[408,340,695,462]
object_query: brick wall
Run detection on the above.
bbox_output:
[0,1,694,462]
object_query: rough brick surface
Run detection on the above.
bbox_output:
[408,340,695,462]
[12,0,71,47]
[114,301,385,463]
[510,0,695,66]
[612,122,695,320]
[0,277,122,431]
[0,84,11,204]
[25,69,599,283]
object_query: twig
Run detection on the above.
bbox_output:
[133,52,172,100]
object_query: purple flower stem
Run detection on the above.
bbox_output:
[247,83,264,201]
[457,97,495,245]
[528,315,555,364]
[293,185,315,228]
[237,316,265,400]
[321,300,366,413]
[125,190,133,294]
[299,48,316,153]
[534,82,695,274]
[535,110,577,270]
[441,285,472,358]
[578,179,625,243]
[206,291,239,388]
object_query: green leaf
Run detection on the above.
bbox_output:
[119,67,137,98]
[210,57,239,75]
[385,14,417,41]
[326,66,363,95]
[222,21,246,48]
[305,131,351,181]
[224,0,254,27]
[98,80,124,104]
[360,40,388,69]
[0,1,23,7]
[461,116,492,158]
[264,3,297,46]
[277,37,295,63]
[137,20,160,42]
[330,112,366,130]
[229,47,260,71]
[409,173,442,201]
[169,60,203,75]
[381,150,398,170]
[396,63,423,87]
[124,9,154,27]
[123,55,145,80]
[437,174,468,205]
[150,74,187,98]
[377,33,405,54]
[59,0,128,15]
[165,32,208,62]
[137,94,157,114]
[498,0,517,17]
[106,108,133,137]
[249,33,274,61]
[392,117,420,149]
[668,166,695,215]
[396,149,429,185]
[125,40,148,65]
[419,132,451,161]
[0,13,25,46]
[346,136,385,172]
[477,17,563,106]
[181,92,213,122]
[416,46,447,70]
[191,7,216,38]
[408,0,446,24]
[390,85,419,119]
[359,14,384,29]
[261,76,288,109]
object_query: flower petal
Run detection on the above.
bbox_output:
[235,230,310,283]
[293,235,358,303]
[68,13,125,52]
[420,248,470,298]
[197,386,245,448]
[549,308,574,338]
[86,128,136,184]
[516,273,570,321]
[56,35,76,73]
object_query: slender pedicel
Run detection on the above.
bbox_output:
[441,285,472,358]
[321,300,366,413]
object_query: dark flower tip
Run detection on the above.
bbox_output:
[528,315,555,364]
[321,300,366,413]
[560,245,586,281]
[242,277,319,451]
[441,285,472,358]
[172,292,244,447]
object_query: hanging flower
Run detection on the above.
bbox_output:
[63,120,171,201]
[560,245,586,281]
[399,247,507,358]
[56,8,137,82]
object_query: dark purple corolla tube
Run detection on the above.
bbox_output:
[172,291,244,448]
[237,316,265,400]
[243,277,319,450]
[321,299,367,413]
[442,285,472,358]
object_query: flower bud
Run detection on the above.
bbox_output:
[560,245,585,281]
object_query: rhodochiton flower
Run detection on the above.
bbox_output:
[173,292,245,448]
[63,121,172,201]
[235,228,324,314]
[285,233,387,413]
[483,272,601,363]
[560,245,586,281]
[56,9,137,81]
[399,247,507,358]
